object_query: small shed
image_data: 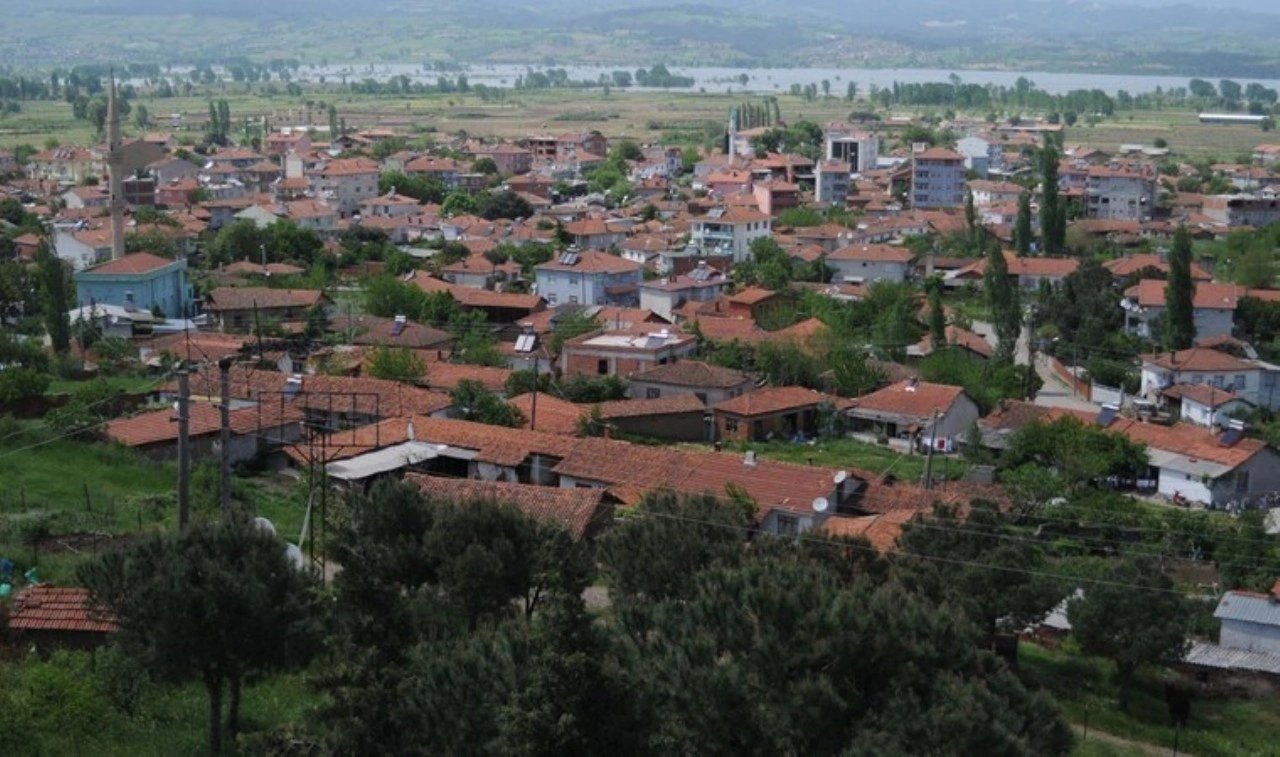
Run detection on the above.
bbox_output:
[6,585,117,652]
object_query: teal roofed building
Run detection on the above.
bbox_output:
[73,251,193,319]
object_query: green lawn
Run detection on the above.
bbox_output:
[723,437,967,484]
[46,374,163,396]
[1021,642,1280,757]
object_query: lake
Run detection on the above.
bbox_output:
[296,63,1280,96]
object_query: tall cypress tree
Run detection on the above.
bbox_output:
[1040,144,1063,255]
[927,276,947,349]
[985,239,1021,363]
[36,244,71,355]
[964,188,979,251]
[1014,192,1033,255]
[1165,225,1196,350]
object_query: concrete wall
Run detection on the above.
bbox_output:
[609,411,707,442]
[626,379,750,407]
[1221,619,1280,655]
[828,258,909,284]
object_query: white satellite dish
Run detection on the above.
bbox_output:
[833,470,848,485]
[812,497,830,514]
[252,517,277,537]
[284,543,305,571]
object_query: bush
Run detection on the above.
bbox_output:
[0,367,50,404]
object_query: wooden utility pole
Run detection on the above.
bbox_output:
[219,357,233,517]
[177,369,191,533]
[922,409,942,490]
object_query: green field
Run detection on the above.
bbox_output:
[725,436,964,484]
[1022,642,1280,757]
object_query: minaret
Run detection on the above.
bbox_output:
[106,70,126,261]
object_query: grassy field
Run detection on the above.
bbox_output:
[4,81,1268,163]
[1022,642,1280,757]
[723,437,966,484]
[1065,109,1265,160]
[46,375,163,396]
[0,420,310,584]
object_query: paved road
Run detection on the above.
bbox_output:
[971,318,1098,412]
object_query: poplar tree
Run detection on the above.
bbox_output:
[1014,191,1034,254]
[985,238,1021,363]
[1164,225,1196,350]
[1039,143,1064,255]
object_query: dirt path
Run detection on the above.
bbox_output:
[1073,724,1192,757]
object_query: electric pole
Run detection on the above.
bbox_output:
[219,357,233,517]
[177,368,191,533]
[922,409,941,490]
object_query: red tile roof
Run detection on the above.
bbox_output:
[537,250,641,275]
[628,360,750,388]
[404,473,608,539]
[105,400,302,447]
[848,380,966,419]
[818,509,917,552]
[204,287,328,312]
[1103,254,1212,281]
[82,252,176,275]
[8,586,118,633]
[914,325,994,359]
[829,243,914,263]
[714,386,833,417]
[510,392,585,436]
[1126,279,1241,310]
[1140,347,1257,373]
[593,393,706,419]
[1161,383,1243,408]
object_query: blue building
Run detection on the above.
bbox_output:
[534,250,643,308]
[73,252,193,319]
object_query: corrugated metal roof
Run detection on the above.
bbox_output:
[1185,641,1280,675]
[1214,592,1280,626]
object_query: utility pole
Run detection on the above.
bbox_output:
[922,409,941,490]
[177,369,191,533]
[219,357,233,517]
[529,353,538,431]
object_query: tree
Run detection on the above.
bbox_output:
[451,379,525,427]
[896,502,1061,641]
[1040,143,1065,255]
[1014,191,1034,254]
[984,239,1021,363]
[926,275,946,349]
[79,521,322,754]
[1003,415,1148,493]
[133,103,149,130]
[36,245,71,354]
[1164,225,1196,350]
[549,309,602,358]
[366,346,425,383]
[964,188,979,249]
[1068,560,1188,710]
[471,156,498,175]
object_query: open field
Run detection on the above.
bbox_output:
[1022,642,1280,757]
[3,84,1270,163]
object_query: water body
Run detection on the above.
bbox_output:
[297,63,1280,96]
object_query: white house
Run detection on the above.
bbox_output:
[1122,280,1239,342]
[1160,383,1253,428]
[1185,583,1280,677]
[1140,347,1280,411]
[638,263,730,322]
[689,207,772,264]
[534,250,643,308]
[1084,164,1157,221]
[827,243,913,284]
[845,379,982,452]
[968,179,1023,208]
[956,136,1002,177]
[309,157,380,217]
[824,129,879,173]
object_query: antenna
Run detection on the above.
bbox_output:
[811,497,830,514]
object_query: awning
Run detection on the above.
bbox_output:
[326,442,442,481]
[1146,448,1231,479]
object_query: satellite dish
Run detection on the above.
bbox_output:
[812,497,830,514]
[284,543,305,571]
[833,470,848,485]
[252,517,277,537]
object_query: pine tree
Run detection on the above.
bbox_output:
[1164,225,1196,350]
[1014,191,1033,254]
[985,239,1021,363]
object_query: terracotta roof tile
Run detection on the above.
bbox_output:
[593,393,706,419]
[81,252,176,275]
[204,287,328,312]
[8,586,118,634]
[510,393,585,436]
[714,386,832,417]
[1140,347,1257,373]
[848,380,966,419]
[628,360,750,388]
[105,401,302,447]
[404,473,609,539]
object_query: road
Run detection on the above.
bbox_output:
[971,319,1097,412]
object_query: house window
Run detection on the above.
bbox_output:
[1236,470,1250,492]
[569,296,579,305]
[547,293,557,305]
[1213,375,1224,388]
[695,392,708,404]
[776,514,800,536]
[724,418,739,432]
[1234,374,1246,390]
[646,388,661,399]
[597,359,609,375]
